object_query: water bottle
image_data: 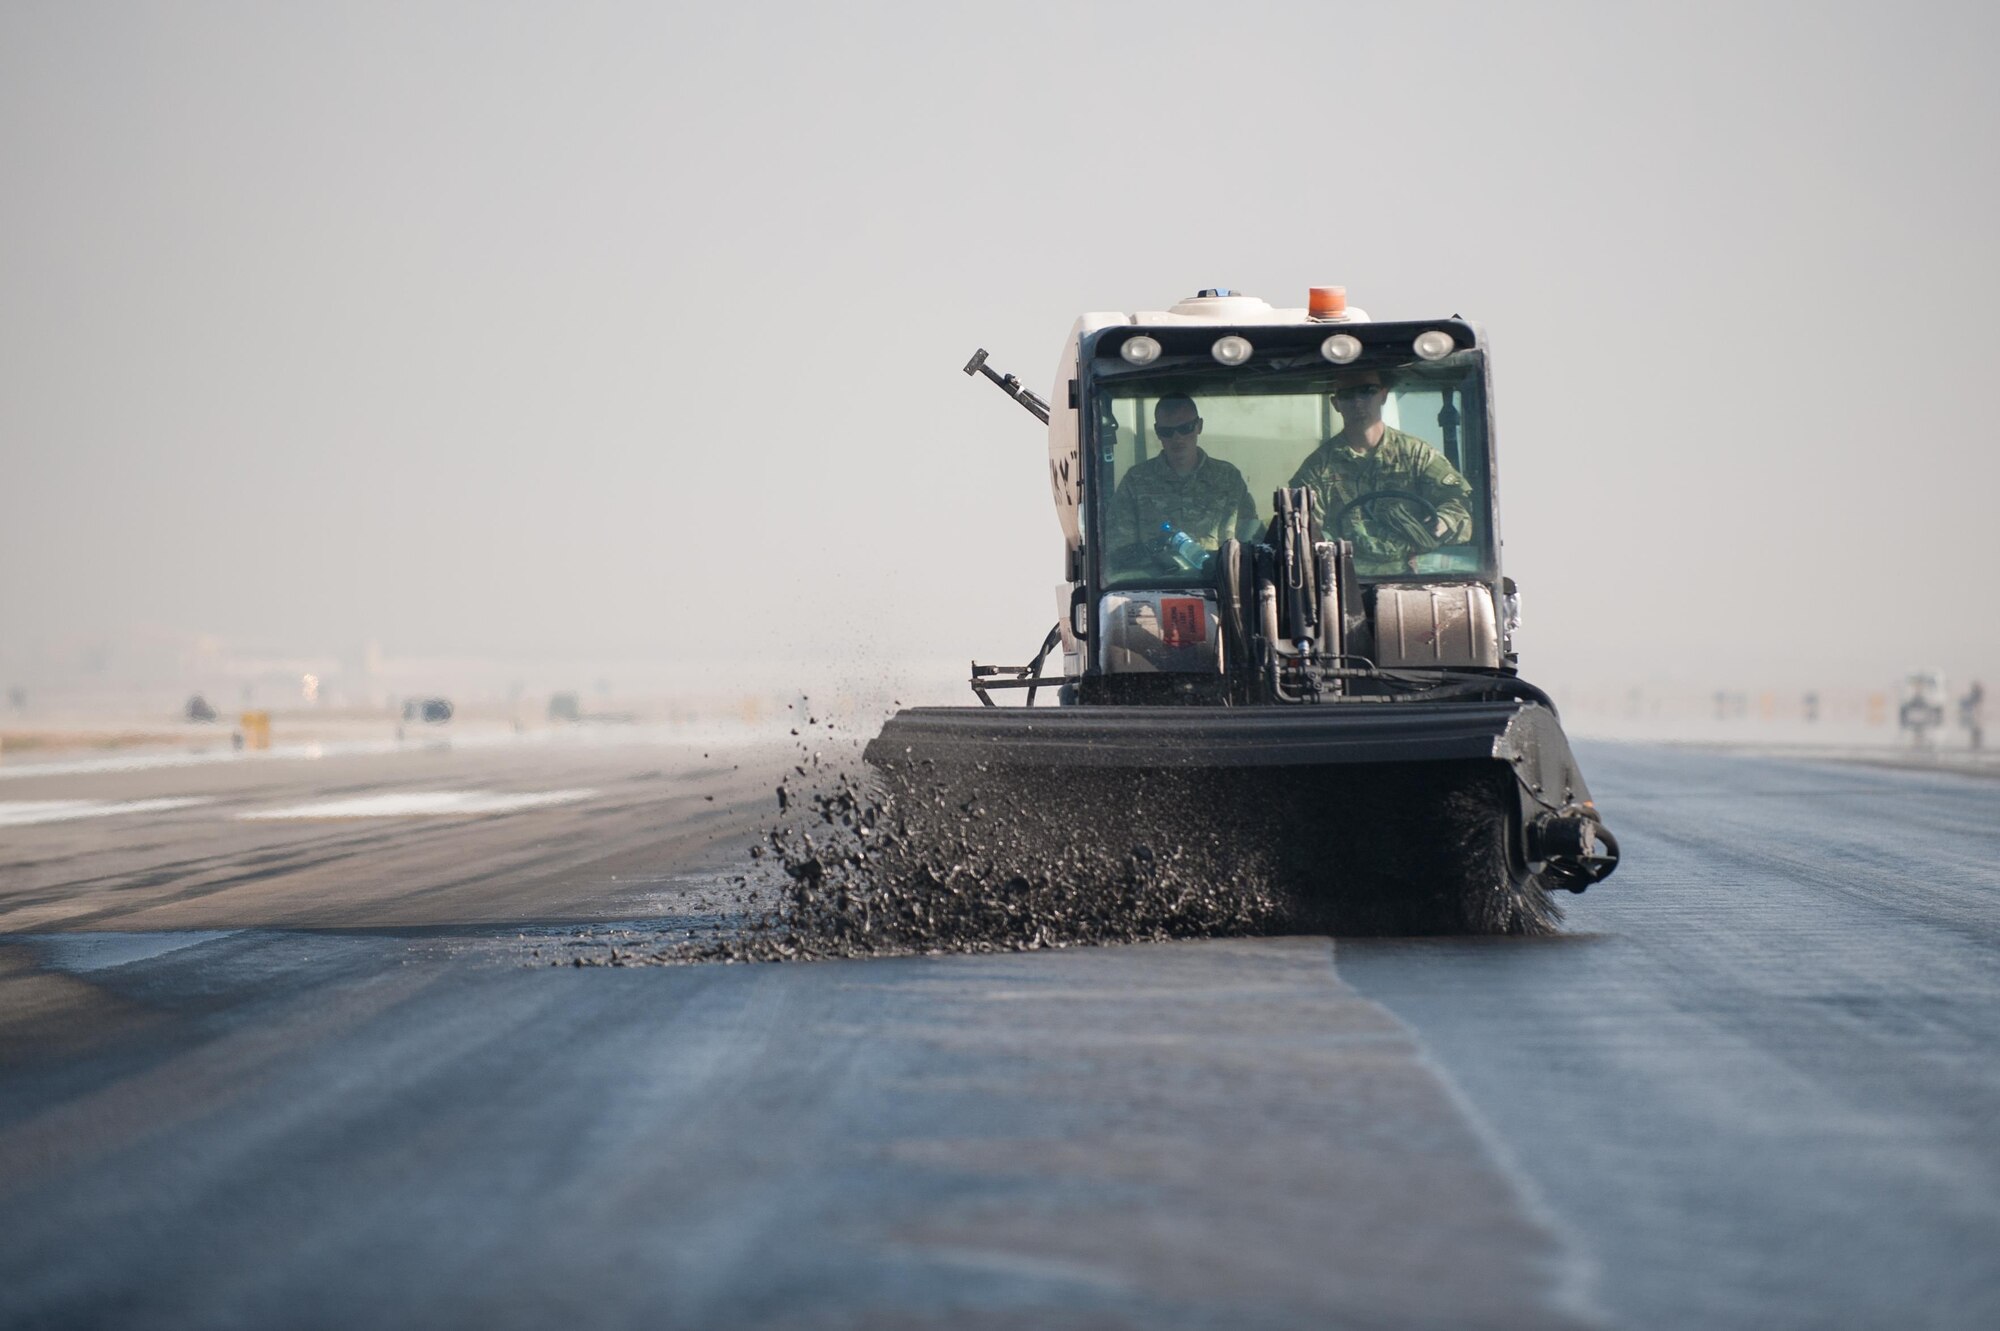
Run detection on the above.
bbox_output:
[1159,523,1207,572]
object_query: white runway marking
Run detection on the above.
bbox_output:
[0,798,212,827]
[0,722,772,780]
[240,789,597,820]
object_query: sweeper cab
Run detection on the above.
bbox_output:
[866,288,1619,933]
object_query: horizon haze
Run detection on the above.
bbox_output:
[5,2,1996,709]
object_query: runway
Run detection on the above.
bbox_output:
[1,732,1995,1328]
[0,725,779,933]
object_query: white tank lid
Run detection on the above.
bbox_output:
[1165,290,1277,321]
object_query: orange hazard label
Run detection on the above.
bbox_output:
[1159,597,1207,648]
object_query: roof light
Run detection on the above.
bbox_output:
[1309,286,1348,321]
[1120,335,1162,365]
[1320,333,1362,364]
[1211,335,1253,366]
[1413,329,1456,361]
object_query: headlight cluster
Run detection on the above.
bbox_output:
[1122,328,1458,367]
[1209,335,1252,366]
[1118,336,1162,365]
[1319,333,1362,364]
[1412,329,1456,361]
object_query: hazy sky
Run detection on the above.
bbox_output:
[4,1,1995,696]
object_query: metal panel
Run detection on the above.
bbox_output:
[1372,584,1500,669]
[1099,591,1223,675]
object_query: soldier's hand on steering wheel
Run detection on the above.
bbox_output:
[1336,490,1448,552]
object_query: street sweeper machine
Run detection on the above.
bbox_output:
[864,287,1619,934]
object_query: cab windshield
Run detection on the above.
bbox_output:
[1090,353,1493,586]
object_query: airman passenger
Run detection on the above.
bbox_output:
[1103,396,1260,577]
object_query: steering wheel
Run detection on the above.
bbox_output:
[1332,488,1445,535]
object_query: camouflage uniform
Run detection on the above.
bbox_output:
[1102,448,1260,577]
[1289,427,1475,575]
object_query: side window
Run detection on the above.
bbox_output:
[1384,385,1488,574]
[1102,398,1147,477]
[1383,391,1456,468]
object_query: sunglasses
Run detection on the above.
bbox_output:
[1155,419,1200,438]
[1333,384,1384,401]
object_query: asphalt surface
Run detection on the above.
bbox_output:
[1,731,1996,1328]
